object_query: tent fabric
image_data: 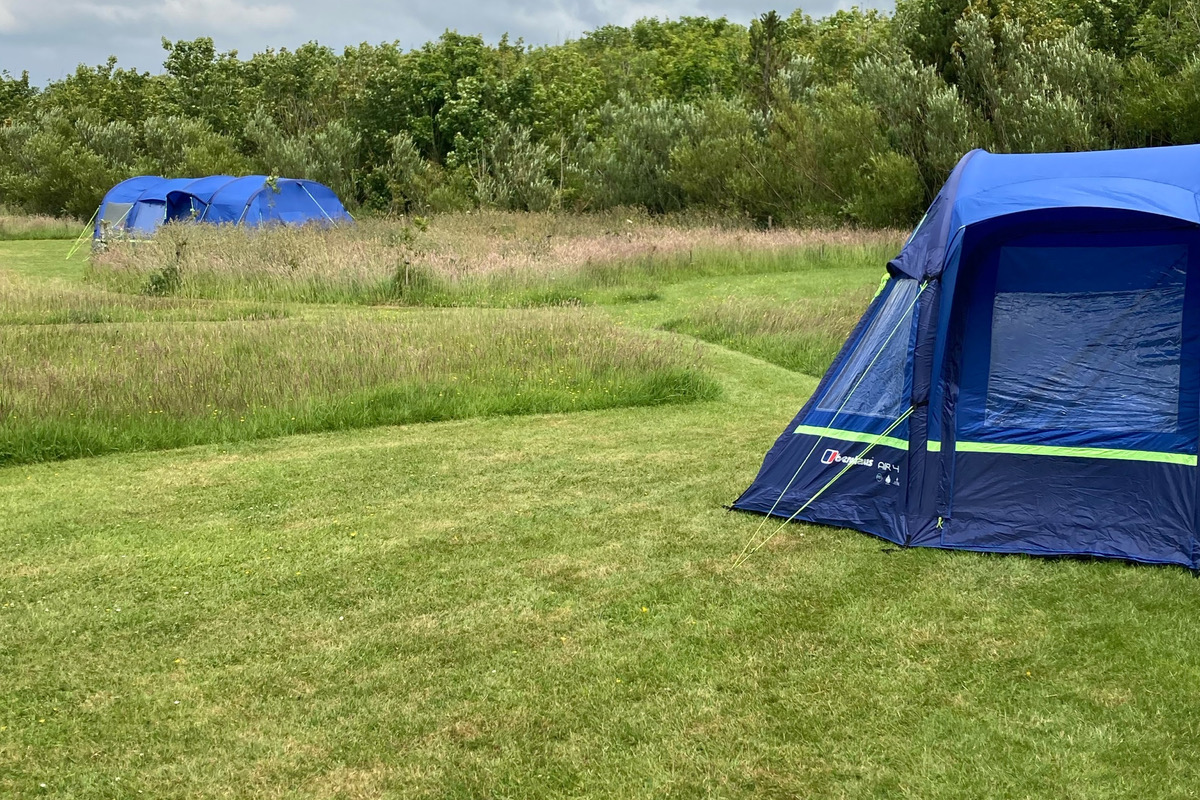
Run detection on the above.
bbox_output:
[198,176,352,226]
[95,175,163,238]
[164,175,237,221]
[93,175,352,239]
[126,177,197,235]
[733,144,1200,569]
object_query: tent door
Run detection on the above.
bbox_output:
[938,224,1200,565]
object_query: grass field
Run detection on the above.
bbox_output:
[0,209,84,242]
[3,224,1200,799]
[88,213,903,307]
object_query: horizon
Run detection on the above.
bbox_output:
[0,0,887,86]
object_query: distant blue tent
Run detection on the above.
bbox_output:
[94,175,352,239]
[734,144,1200,569]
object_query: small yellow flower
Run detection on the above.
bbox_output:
[641,606,648,613]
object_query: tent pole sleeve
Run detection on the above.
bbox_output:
[299,183,337,222]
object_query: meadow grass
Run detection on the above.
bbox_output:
[0,209,85,241]
[0,272,287,325]
[0,310,717,465]
[660,285,877,377]
[87,214,904,306]
[2,344,1199,798]
[6,222,1193,798]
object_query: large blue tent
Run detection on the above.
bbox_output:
[734,144,1200,568]
[93,175,351,239]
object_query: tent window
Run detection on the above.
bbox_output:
[816,278,918,419]
[101,202,132,226]
[986,245,1187,433]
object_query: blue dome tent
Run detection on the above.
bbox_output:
[93,175,352,239]
[735,144,1200,569]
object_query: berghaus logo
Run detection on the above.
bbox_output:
[821,448,874,468]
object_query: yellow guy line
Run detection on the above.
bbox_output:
[735,407,913,568]
[734,281,926,561]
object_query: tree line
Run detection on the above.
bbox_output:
[1,0,1197,227]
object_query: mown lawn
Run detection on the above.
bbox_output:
[2,230,1199,799]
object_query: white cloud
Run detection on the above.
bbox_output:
[158,0,295,31]
[0,0,20,32]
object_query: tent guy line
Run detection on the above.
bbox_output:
[734,281,928,563]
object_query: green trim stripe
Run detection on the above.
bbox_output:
[926,439,1193,466]
[956,440,1196,466]
[793,424,908,451]
[794,431,1195,465]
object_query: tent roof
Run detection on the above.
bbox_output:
[101,175,165,205]
[133,177,197,204]
[890,145,1200,281]
[205,175,274,221]
[172,175,237,204]
[953,146,1200,228]
[205,176,349,224]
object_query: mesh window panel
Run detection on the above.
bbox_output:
[101,202,132,225]
[986,245,1187,433]
[816,279,918,419]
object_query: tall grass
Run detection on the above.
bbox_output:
[0,208,85,241]
[0,310,718,464]
[87,213,905,306]
[0,272,286,324]
[661,287,876,377]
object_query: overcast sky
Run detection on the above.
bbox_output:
[0,0,888,85]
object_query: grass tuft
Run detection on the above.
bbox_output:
[0,210,85,241]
